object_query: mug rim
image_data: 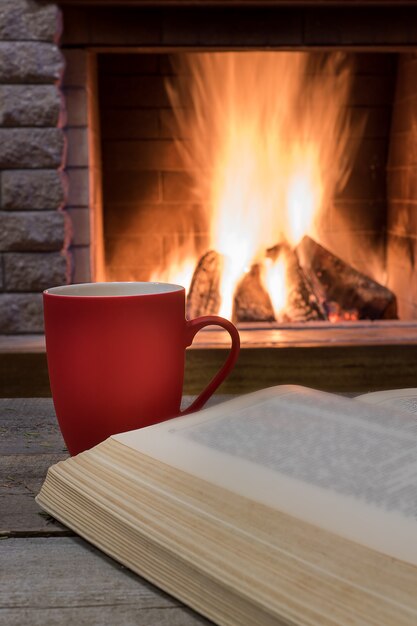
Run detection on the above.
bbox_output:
[44,281,185,298]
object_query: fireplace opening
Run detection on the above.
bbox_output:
[94,50,412,324]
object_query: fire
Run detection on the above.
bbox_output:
[149,255,195,293]
[263,256,287,320]
[154,52,361,321]
[286,150,322,247]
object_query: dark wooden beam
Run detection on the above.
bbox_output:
[60,3,417,50]
[58,1,417,6]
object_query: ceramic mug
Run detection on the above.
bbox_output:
[43,282,240,455]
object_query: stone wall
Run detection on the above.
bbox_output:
[0,0,69,333]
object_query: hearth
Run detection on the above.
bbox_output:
[3,0,417,354]
[94,49,397,324]
[56,3,417,328]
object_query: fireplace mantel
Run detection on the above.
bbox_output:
[57,1,417,52]
[3,0,417,393]
[58,0,417,5]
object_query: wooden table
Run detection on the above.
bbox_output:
[0,398,217,625]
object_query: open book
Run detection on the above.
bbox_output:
[36,385,417,625]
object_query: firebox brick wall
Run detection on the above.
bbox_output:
[0,0,69,333]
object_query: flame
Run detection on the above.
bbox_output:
[149,255,195,293]
[263,256,287,319]
[286,148,323,247]
[166,52,358,319]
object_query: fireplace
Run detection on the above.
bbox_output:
[96,50,397,324]
[55,2,417,326]
[3,1,417,394]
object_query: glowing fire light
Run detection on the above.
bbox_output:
[263,257,287,320]
[149,256,195,293]
[156,52,361,320]
[286,153,322,248]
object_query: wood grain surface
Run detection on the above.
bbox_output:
[1,538,210,625]
[2,324,417,397]
[0,397,221,625]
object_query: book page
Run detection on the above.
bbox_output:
[114,385,417,565]
[357,388,417,416]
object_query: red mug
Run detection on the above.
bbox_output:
[43,282,240,455]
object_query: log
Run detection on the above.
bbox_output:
[233,264,275,323]
[187,250,223,318]
[267,244,326,322]
[296,236,398,320]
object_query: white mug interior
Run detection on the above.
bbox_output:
[44,282,184,297]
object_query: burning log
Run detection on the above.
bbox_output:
[233,264,275,323]
[187,250,223,318]
[185,236,397,323]
[296,236,398,320]
[267,244,326,322]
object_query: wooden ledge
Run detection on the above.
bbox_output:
[2,322,417,396]
[3,321,417,353]
[190,320,417,348]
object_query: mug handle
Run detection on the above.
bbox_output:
[181,316,240,415]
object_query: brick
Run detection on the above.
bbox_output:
[60,7,90,46]
[104,203,207,236]
[102,140,183,171]
[354,54,396,77]
[0,128,65,169]
[387,234,417,271]
[66,128,89,167]
[66,168,89,207]
[160,6,303,47]
[387,199,417,238]
[66,209,90,246]
[159,109,188,139]
[389,133,417,168]
[0,42,63,84]
[64,88,88,126]
[393,55,417,101]
[100,109,159,140]
[62,50,88,88]
[103,171,160,204]
[100,76,171,108]
[71,246,91,283]
[387,168,417,206]
[357,106,392,140]
[0,0,61,42]
[89,8,161,46]
[386,235,417,310]
[353,76,396,108]
[0,293,44,333]
[159,55,180,76]
[390,98,417,134]
[0,85,62,128]
[99,53,160,76]
[105,265,150,282]
[337,166,387,202]
[333,199,387,233]
[105,234,164,268]
[304,6,417,46]
[395,298,416,320]
[162,172,197,202]
[1,169,67,211]
[4,252,68,291]
[0,211,66,252]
